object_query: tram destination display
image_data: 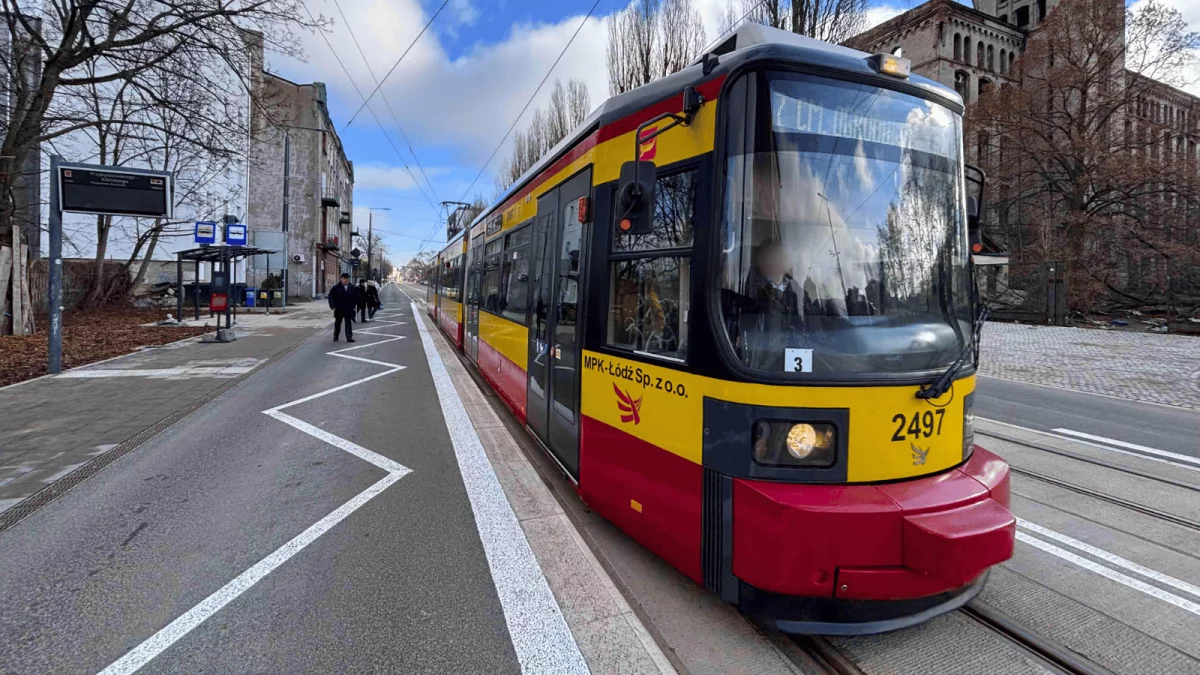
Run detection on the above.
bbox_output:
[58,164,172,218]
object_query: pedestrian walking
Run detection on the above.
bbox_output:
[366,280,381,319]
[328,273,359,342]
[356,279,370,323]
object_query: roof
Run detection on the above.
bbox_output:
[176,246,278,262]
[468,23,962,233]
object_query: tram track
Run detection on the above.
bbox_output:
[1008,465,1200,533]
[960,603,1116,675]
[977,430,1200,494]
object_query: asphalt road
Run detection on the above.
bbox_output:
[0,286,522,674]
[975,375,1200,459]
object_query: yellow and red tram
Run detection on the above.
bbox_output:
[426,24,1015,634]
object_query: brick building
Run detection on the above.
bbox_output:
[244,32,354,299]
[846,0,1200,306]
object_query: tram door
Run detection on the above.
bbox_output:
[464,240,482,364]
[527,169,591,477]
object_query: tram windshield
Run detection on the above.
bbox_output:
[718,71,971,378]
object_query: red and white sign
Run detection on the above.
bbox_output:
[211,293,228,312]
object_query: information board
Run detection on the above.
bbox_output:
[58,164,172,218]
[195,221,217,245]
[225,223,247,246]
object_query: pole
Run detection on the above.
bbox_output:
[48,155,63,374]
[281,131,290,308]
[367,210,373,282]
[176,253,183,322]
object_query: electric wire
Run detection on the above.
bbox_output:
[299,0,443,221]
[344,0,452,128]
[327,0,443,205]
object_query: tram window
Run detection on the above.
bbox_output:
[608,257,689,360]
[501,227,532,324]
[612,169,697,253]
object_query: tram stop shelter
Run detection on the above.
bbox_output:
[175,245,277,340]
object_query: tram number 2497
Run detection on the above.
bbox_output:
[891,409,946,442]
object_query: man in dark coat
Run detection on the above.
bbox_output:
[356,279,370,323]
[328,273,359,342]
[365,281,381,319]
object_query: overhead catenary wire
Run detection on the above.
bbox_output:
[454,0,604,209]
[326,0,443,206]
[344,0,452,128]
[299,0,444,221]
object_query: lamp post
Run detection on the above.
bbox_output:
[364,207,390,281]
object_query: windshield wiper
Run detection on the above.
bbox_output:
[916,305,989,400]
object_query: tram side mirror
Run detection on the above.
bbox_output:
[615,160,657,236]
[964,163,986,252]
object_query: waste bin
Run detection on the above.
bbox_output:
[244,287,257,308]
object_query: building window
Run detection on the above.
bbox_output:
[987,44,995,71]
[1009,51,1015,72]
[607,168,698,361]
[1000,48,1007,74]
[963,37,971,65]
[1015,6,1029,27]
[976,42,984,68]
[955,70,970,100]
[954,33,962,61]
[999,13,1008,23]
[1037,0,1046,21]
[978,77,993,99]
[500,226,532,325]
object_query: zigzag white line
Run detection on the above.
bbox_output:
[100,305,414,675]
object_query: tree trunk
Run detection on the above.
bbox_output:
[127,221,162,300]
[0,246,11,335]
[83,214,111,307]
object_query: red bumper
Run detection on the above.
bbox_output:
[732,447,1014,601]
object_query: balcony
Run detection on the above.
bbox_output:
[339,211,351,225]
[320,235,340,251]
[321,190,340,208]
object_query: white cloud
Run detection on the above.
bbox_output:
[354,162,446,191]
[863,5,905,31]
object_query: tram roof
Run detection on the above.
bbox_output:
[467,23,962,233]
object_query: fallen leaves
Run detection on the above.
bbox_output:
[0,308,210,387]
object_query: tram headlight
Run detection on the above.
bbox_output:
[752,421,836,467]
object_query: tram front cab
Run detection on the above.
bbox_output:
[589,32,1014,635]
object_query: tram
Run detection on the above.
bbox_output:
[427,23,1015,634]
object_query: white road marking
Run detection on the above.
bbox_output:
[98,473,405,675]
[1018,519,1200,600]
[410,301,588,675]
[1051,428,1200,467]
[58,366,256,379]
[1017,530,1200,618]
[100,310,413,675]
[978,418,1200,475]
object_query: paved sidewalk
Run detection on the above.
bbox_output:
[980,321,1200,408]
[0,301,334,513]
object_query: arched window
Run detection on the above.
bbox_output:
[977,131,990,161]
[1000,48,1007,74]
[963,37,971,65]
[976,42,984,68]
[1009,51,1015,72]
[987,45,995,71]
[954,33,962,61]
[955,70,970,101]
[978,77,993,99]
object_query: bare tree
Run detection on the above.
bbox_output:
[0,0,322,326]
[722,0,866,45]
[607,0,706,96]
[969,0,1200,311]
[497,78,592,191]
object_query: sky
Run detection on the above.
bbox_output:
[264,0,1200,269]
[264,0,911,267]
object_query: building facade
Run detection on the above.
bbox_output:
[245,32,354,299]
[847,0,1200,306]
